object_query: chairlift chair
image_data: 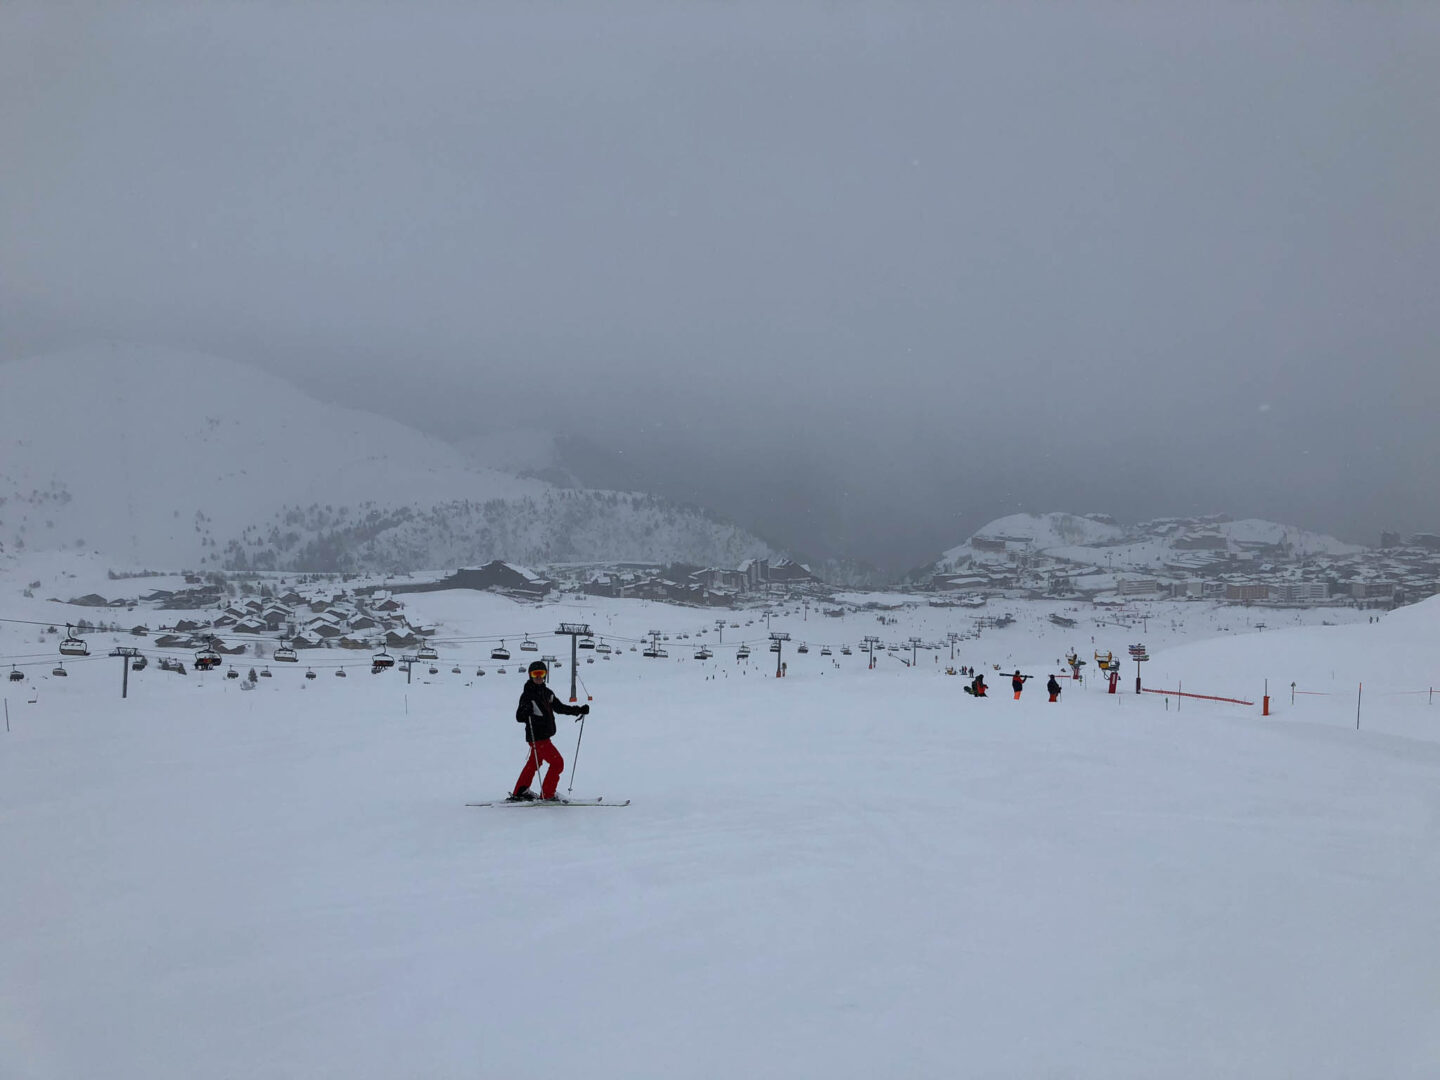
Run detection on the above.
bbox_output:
[520,637,538,652]
[131,654,148,671]
[797,644,809,654]
[820,646,832,656]
[497,666,508,675]
[428,666,439,675]
[60,625,90,657]
[579,636,596,650]
[52,664,68,677]
[491,641,511,661]
[736,645,751,659]
[10,667,25,682]
[260,666,272,677]
[416,642,439,662]
[305,668,317,680]
[225,667,240,679]
[451,665,462,674]
[476,668,486,677]
[194,642,222,671]
[372,649,396,670]
[335,668,347,678]
[596,640,612,654]
[274,642,299,663]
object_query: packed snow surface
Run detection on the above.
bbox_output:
[3,571,1439,1078]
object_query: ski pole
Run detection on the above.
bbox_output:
[568,710,588,795]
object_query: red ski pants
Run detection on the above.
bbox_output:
[515,738,564,799]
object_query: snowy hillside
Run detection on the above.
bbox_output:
[934,511,1363,575]
[0,347,776,571]
[3,548,1439,1079]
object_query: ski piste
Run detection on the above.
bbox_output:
[466,797,629,808]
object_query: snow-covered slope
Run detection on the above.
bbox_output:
[933,511,1363,575]
[3,558,1438,1078]
[0,347,775,570]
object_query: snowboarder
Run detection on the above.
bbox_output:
[510,659,588,801]
[965,673,987,697]
[1011,671,1031,699]
[1047,674,1062,702]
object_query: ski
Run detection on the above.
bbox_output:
[466,796,629,808]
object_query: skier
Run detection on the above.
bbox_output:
[510,659,588,801]
[970,672,987,697]
[1046,674,1062,702]
[1011,671,1031,700]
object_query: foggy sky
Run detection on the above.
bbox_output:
[4,2,1438,573]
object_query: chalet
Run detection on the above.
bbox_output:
[390,561,553,599]
[348,615,379,631]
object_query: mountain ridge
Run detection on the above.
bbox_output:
[0,346,779,571]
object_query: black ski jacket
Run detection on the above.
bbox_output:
[515,679,584,743]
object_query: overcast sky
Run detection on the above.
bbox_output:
[4,2,1438,573]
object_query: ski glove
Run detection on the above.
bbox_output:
[577,704,590,716]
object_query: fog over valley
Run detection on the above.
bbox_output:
[4,2,1438,572]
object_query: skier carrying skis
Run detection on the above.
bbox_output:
[1046,674,1062,702]
[1011,671,1031,699]
[511,659,588,801]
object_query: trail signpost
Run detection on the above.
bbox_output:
[1128,643,1149,694]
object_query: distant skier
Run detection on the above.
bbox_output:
[964,673,987,697]
[510,659,588,801]
[1047,674,1062,702]
[1011,671,1031,700]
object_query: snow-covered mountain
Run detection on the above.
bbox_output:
[931,511,1364,576]
[0,346,777,571]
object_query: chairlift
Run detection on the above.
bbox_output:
[274,642,299,663]
[428,666,439,675]
[497,666,508,675]
[491,641,511,661]
[770,641,781,653]
[596,640,612,655]
[655,649,669,658]
[736,645,751,659]
[841,646,852,655]
[194,640,222,671]
[52,664,68,677]
[579,636,596,650]
[820,646,832,656]
[335,668,347,678]
[796,644,809,654]
[305,668,317,680]
[132,654,148,671]
[60,625,90,656]
[587,656,595,664]
[9,667,24,682]
[694,647,713,660]
[451,665,462,674]
[260,666,272,678]
[476,668,486,677]
[416,642,439,662]
[225,667,240,680]
[520,637,538,652]
[372,649,396,670]
[642,647,659,658]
